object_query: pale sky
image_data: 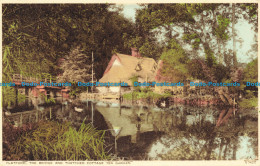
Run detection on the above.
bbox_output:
[121,4,257,63]
[119,4,143,21]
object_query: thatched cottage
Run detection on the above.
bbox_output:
[98,48,158,93]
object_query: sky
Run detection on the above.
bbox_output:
[120,4,257,64]
[120,4,143,22]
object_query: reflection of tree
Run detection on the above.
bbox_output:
[147,105,257,160]
[216,108,234,127]
[216,108,243,159]
[247,123,258,158]
[223,138,230,159]
[158,144,218,160]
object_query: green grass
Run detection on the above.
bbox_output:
[45,96,56,104]
[7,121,110,160]
[238,97,258,109]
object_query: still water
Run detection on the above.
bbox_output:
[46,100,257,160]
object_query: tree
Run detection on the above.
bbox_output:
[241,58,257,89]
[2,4,136,104]
[232,4,238,67]
[58,46,92,83]
[2,4,136,79]
[159,39,190,82]
[127,4,194,60]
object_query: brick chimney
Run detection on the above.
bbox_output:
[131,48,141,57]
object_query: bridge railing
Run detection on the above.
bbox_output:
[12,74,58,84]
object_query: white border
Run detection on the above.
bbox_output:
[0,0,259,166]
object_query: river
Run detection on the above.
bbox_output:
[5,99,258,160]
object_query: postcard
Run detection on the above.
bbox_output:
[1,1,259,166]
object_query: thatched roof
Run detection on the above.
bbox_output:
[99,53,157,85]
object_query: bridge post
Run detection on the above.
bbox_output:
[15,87,18,107]
[50,91,55,98]
[19,113,23,127]
[49,108,52,119]
[36,109,39,122]
[25,88,29,107]
[29,114,31,123]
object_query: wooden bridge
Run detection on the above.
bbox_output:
[12,74,55,84]
[4,74,70,109]
[11,74,70,99]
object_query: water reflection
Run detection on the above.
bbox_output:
[92,101,257,160]
[11,100,256,160]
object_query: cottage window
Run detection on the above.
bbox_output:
[135,64,142,71]
[152,64,157,71]
[113,59,121,66]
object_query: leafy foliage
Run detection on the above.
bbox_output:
[3,122,35,160]
[215,15,230,41]
[238,97,257,108]
[4,120,110,160]
[159,40,190,82]
[2,4,136,105]
[182,33,201,49]
[2,4,258,106]
[239,58,258,97]
[187,59,207,80]
[129,75,140,92]
[58,46,91,83]
[238,3,258,30]
[2,83,26,107]
[242,58,257,83]
[45,96,56,105]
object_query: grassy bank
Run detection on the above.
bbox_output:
[3,121,110,160]
[238,97,258,109]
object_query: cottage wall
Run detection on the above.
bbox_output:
[97,86,131,94]
[109,87,120,93]
[96,87,109,93]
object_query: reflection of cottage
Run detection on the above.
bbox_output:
[98,48,158,93]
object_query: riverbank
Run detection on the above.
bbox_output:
[3,120,110,160]
[238,97,258,109]
[80,91,223,107]
[80,90,257,109]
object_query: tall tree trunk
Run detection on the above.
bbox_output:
[222,41,226,64]
[165,24,172,42]
[212,10,222,64]
[218,138,225,159]
[200,14,208,44]
[206,137,215,159]
[223,138,230,159]
[232,140,237,160]
[232,3,238,67]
